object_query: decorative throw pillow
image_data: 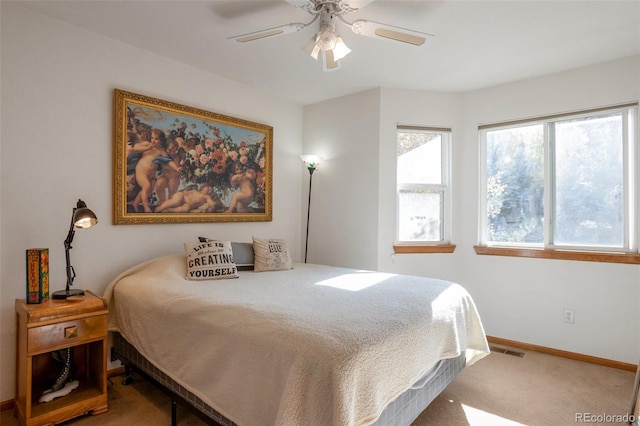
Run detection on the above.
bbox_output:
[198,237,254,271]
[252,237,292,272]
[184,241,239,280]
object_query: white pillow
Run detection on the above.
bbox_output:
[184,241,239,280]
[252,237,292,272]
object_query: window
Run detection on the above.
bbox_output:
[478,104,638,259]
[395,126,452,252]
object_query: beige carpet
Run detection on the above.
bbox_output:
[2,346,636,426]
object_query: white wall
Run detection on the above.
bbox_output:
[305,57,640,365]
[302,89,380,270]
[0,3,303,402]
[459,56,640,365]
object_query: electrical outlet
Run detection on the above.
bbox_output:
[564,309,575,324]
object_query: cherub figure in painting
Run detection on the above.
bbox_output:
[155,183,224,213]
[226,161,257,213]
[154,136,185,204]
[130,129,181,212]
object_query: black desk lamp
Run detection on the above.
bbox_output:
[301,155,321,263]
[52,199,98,300]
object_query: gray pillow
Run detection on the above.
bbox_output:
[198,237,254,270]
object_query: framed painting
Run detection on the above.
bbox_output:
[113,89,273,224]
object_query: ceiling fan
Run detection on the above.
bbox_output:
[228,0,434,71]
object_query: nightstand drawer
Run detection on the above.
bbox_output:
[28,315,107,354]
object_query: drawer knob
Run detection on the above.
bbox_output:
[64,326,78,339]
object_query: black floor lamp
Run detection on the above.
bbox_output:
[301,155,321,263]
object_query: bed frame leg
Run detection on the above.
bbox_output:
[121,365,134,385]
[171,400,177,426]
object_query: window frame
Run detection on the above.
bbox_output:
[394,125,454,253]
[476,103,639,263]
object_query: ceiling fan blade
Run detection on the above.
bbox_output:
[350,20,434,46]
[228,22,305,43]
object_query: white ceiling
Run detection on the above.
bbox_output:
[16,0,640,105]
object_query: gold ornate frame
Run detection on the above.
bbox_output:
[113,89,273,224]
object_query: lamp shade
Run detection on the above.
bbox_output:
[73,200,98,229]
[301,155,322,169]
[331,36,351,61]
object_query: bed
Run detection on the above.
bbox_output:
[104,243,489,426]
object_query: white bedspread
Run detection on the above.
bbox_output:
[104,254,489,426]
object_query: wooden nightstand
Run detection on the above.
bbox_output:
[15,290,108,426]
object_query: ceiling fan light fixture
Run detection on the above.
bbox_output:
[331,35,351,61]
[304,21,350,70]
[304,34,322,60]
[303,9,351,70]
[306,33,349,70]
[317,28,339,50]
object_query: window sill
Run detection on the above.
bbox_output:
[473,246,640,264]
[393,244,456,254]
